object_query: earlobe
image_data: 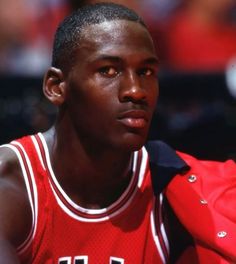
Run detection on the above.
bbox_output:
[43,67,66,106]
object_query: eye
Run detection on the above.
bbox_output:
[138,68,155,77]
[99,66,119,77]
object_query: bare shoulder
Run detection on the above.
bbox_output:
[0,146,32,251]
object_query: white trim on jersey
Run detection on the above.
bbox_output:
[137,147,148,188]
[38,133,149,223]
[159,193,170,253]
[0,143,38,254]
[31,135,46,170]
[150,193,169,264]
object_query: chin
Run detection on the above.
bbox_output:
[118,133,147,152]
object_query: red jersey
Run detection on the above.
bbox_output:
[4,133,169,264]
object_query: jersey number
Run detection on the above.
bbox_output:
[58,256,124,264]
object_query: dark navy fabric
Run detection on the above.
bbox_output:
[146,140,190,195]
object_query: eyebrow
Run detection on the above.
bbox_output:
[93,55,122,63]
[94,55,160,65]
[142,57,160,66]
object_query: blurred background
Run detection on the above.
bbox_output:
[1,0,236,161]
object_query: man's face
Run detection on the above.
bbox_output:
[64,20,159,151]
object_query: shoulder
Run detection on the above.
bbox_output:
[0,144,32,249]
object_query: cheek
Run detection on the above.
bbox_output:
[70,83,117,119]
[88,79,119,107]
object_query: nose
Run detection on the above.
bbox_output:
[119,70,147,103]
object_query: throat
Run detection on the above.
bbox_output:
[44,128,135,209]
[67,168,134,209]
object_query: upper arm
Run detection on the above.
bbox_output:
[0,147,32,262]
[0,239,20,264]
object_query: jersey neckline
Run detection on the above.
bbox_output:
[34,132,148,222]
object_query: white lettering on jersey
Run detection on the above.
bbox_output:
[58,256,123,264]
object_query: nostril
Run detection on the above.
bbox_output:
[119,71,147,102]
[120,86,147,103]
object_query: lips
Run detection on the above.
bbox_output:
[118,110,149,129]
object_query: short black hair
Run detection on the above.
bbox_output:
[51,2,147,72]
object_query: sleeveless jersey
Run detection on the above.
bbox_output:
[3,133,169,264]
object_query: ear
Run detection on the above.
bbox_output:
[43,67,66,106]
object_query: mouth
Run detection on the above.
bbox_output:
[118,110,149,129]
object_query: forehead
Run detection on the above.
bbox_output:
[77,20,157,59]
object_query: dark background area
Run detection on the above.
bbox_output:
[149,72,236,161]
[1,72,236,161]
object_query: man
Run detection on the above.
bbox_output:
[0,3,164,263]
[0,2,235,264]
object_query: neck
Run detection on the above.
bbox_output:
[43,126,135,209]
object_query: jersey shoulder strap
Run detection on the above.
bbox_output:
[145,140,190,195]
[146,140,194,262]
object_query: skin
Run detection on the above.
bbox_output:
[0,19,159,262]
